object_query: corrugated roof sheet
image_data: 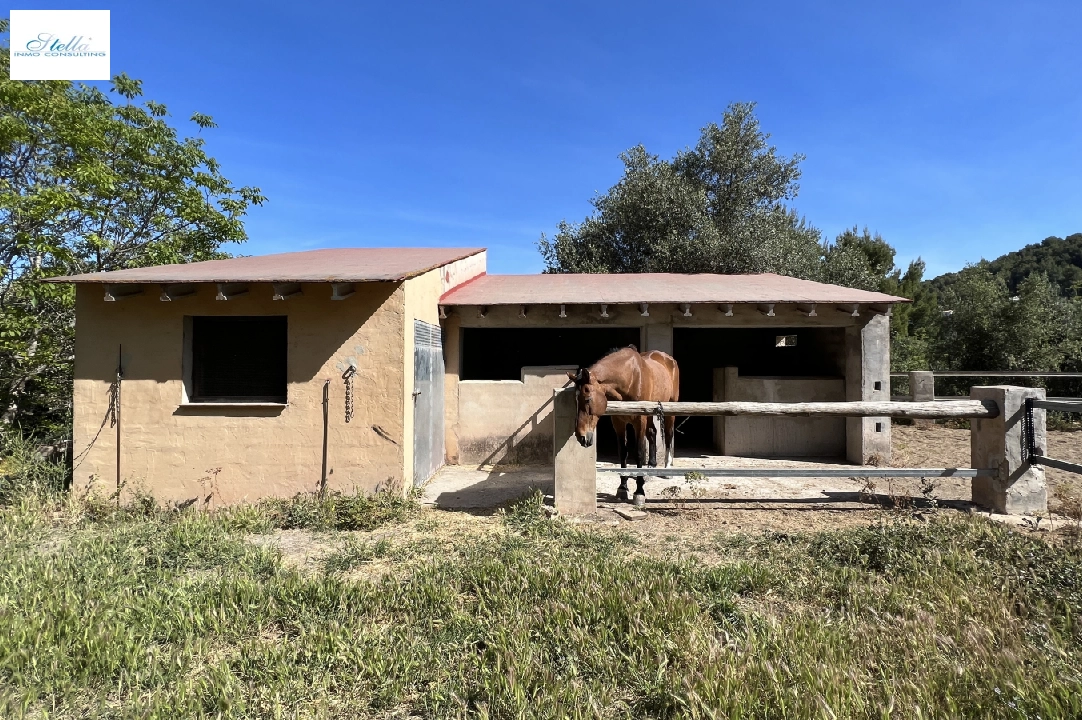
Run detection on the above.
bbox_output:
[49,247,486,284]
[439,273,908,305]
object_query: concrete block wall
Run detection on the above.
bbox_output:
[713,367,845,457]
[455,366,576,465]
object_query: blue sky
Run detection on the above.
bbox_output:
[14,0,1082,276]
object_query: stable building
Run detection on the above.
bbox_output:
[53,248,906,505]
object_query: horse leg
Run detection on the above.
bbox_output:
[633,417,648,505]
[646,416,659,468]
[616,421,632,501]
[664,415,676,469]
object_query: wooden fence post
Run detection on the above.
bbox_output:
[553,388,596,515]
[970,385,1047,515]
[909,371,935,427]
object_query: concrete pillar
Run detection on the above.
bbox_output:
[845,314,891,464]
[643,322,674,461]
[970,385,1047,515]
[908,371,934,402]
[908,370,935,428]
[644,323,673,354]
[712,367,730,453]
[553,388,597,515]
[442,314,461,464]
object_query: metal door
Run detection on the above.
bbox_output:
[412,320,445,487]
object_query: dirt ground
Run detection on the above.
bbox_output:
[892,423,1082,503]
[251,425,1081,573]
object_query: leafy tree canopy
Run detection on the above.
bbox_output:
[540,103,868,282]
[0,18,264,433]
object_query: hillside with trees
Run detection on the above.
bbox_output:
[930,234,1082,299]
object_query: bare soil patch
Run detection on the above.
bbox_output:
[892,423,1082,510]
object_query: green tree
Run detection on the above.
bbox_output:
[538,102,823,278]
[930,266,1082,375]
[0,19,264,434]
[883,257,938,371]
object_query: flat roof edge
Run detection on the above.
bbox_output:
[46,247,487,284]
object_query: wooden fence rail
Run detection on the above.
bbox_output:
[602,399,998,419]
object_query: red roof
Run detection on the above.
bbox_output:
[440,273,907,305]
[49,247,485,284]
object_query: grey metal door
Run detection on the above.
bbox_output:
[412,320,445,487]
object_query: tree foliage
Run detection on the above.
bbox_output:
[933,268,1082,373]
[0,19,264,435]
[540,103,835,280]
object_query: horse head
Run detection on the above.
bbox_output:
[567,367,608,448]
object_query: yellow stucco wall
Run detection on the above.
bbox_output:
[72,281,408,505]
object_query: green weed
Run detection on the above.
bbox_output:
[258,489,418,532]
[0,497,1080,718]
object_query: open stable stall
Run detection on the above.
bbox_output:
[438,272,905,469]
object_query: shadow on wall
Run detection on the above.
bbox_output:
[457,366,630,468]
[465,391,559,468]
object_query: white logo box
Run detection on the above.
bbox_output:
[9,9,111,81]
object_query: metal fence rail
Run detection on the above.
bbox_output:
[1032,399,1082,413]
[597,467,995,478]
[1030,456,1082,475]
[1024,397,1082,476]
[892,396,1077,402]
[890,371,1082,378]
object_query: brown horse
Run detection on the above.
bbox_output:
[568,346,680,501]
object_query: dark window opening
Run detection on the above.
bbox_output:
[190,316,287,402]
[461,327,641,381]
[673,327,845,449]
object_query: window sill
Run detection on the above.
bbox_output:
[179,402,288,408]
[174,402,288,416]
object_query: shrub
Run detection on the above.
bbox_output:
[0,430,67,504]
[260,490,417,532]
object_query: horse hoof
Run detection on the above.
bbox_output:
[616,488,629,501]
[633,493,646,508]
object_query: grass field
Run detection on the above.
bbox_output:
[0,485,1080,720]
